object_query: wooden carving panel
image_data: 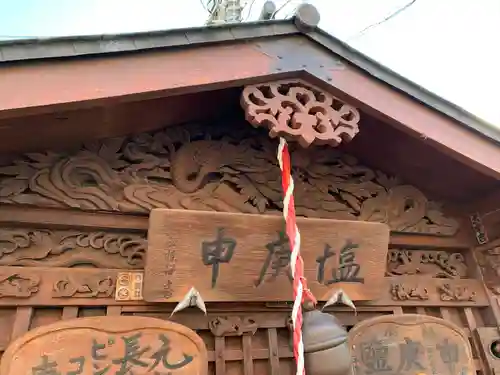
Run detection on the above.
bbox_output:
[387,249,468,278]
[241,79,360,147]
[0,266,489,306]
[0,228,146,269]
[0,316,207,375]
[476,243,500,295]
[349,314,474,375]
[0,122,459,235]
[144,209,390,302]
[388,276,483,304]
[0,266,122,305]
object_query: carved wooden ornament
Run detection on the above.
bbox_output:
[0,123,459,236]
[0,316,207,375]
[144,209,390,302]
[476,244,500,295]
[241,79,361,147]
[348,314,474,375]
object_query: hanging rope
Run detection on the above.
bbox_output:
[277,137,317,375]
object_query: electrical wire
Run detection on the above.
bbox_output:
[199,0,209,11]
[349,0,417,40]
[244,0,257,21]
[284,5,299,19]
[271,0,293,19]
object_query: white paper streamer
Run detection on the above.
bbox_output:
[170,287,207,317]
[323,289,357,314]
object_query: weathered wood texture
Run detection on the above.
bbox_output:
[0,205,471,249]
[0,122,497,374]
[0,266,487,307]
[1,316,207,375]
[1,99,495,204]
[349,314,475,375]
[0,305,497,375]
[145,210,389,302]
[0,122,461,237]
[464,189,500,244]
[1,35,499,184]
[241,79,360,148]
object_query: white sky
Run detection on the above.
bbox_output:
[1,0,499,126]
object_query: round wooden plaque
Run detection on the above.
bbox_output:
[348,314,474,375]
[0,316,207,375]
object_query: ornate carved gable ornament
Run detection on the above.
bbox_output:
[241,79,360,148]
[0,79,459,235]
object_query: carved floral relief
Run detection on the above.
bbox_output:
[0,273,39,298]
[476,245,500,295]
[0,229,146,269]
[241,80,360,147]
[439,283,476,302]
[0,122,459,235]
[387,250,467,278]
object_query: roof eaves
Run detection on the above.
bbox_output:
[0,19,299,63]
[0,13,498,145]
[305,28,500,144]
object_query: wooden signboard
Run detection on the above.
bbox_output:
[144,209,390,302]
[0,316,207,375]
[348,314,474,375]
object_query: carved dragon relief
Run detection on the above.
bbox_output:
[0,122,459,235]
[0,229,146,269]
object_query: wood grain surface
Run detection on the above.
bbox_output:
[144,210,390,302]
[349,314,474,375]
[0,316,207,375]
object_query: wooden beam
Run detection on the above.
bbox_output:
[0,266,488,307]
[0,205,472,249]
[0,37,499,179]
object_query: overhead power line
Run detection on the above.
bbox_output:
[349,0,417,40]
[271,0,294,19]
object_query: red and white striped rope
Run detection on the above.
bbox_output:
[277,137,317,375]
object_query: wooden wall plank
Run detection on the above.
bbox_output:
[440,307,453,321]
[242,334,254,375]
[0,309,15,351]
[61,307,78,320]
[10,307,33,341]
[215,337,226,375]
[267,328,280,375]
[106,306,122,316]
[392,307,403,314]
[0,205,148,231]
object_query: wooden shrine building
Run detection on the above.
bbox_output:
[1,4,500,375]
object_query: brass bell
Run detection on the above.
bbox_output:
[301,309,352,375]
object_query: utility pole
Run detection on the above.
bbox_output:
[225,0,243,23]
[206,0,243,25]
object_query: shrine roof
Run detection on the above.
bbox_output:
[0,15,497,145]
